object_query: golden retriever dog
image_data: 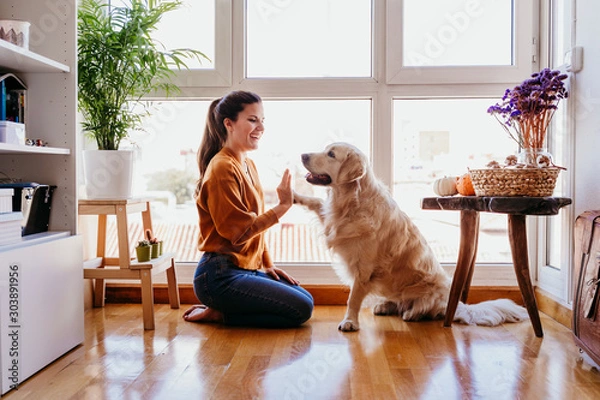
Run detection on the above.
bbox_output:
[293,142,528,332]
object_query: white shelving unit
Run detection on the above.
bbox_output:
[0,1,83,394]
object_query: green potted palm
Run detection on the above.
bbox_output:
[78,0,208,199]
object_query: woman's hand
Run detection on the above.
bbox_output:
[264,265,300,285]
[273,169,293,219]
[277,168,293,206]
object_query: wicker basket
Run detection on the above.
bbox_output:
[469,167,560,197]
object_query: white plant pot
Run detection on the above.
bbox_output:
[83,149,134,199]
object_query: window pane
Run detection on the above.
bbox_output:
[551,0,570,69]
[110,100,370,263]
[111,0,216,70]
[402,0,513,67]
[154,0,215,69]
[393,99,517,263]
[546,95,568,270]
[246,0,372,78]
[257,100,371,262]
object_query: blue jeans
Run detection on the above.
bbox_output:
[193,252,314,328]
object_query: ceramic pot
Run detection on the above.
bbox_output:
[136,245,151,262]
[151,243,160,259]
[83,149,134,199]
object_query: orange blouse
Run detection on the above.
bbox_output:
[196,147,278,270]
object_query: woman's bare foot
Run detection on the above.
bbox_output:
[182,305,224,323]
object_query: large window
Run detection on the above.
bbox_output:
[100,1,559,277]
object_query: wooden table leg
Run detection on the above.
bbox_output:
[140,269,155,330]
[116,205,131,269]
[461,213,480,303]
[444,210,480,327]
[94,214,108,307]
[508,214,543,337]
[166,258,180,309]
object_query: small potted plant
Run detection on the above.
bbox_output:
[145,229,162,258]
[136,239,152,262]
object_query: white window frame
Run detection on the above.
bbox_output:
[386,0,536,84]
[170,0,232,87]
[535,0,575,305]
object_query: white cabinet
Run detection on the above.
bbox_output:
[0,235,83,394]
[0,0,82,394]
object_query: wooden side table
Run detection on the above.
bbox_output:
[79,198,180,330]
[421,196,572,337]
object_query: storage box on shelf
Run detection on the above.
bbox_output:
[0,19,30,49]
[0,188,11,212]
[0,210,21,245]
[0,120,24,145]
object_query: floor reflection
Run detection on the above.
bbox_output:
[262,343,352,399]
[21,304,599,399]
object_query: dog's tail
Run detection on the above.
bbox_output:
[453,299,529,326]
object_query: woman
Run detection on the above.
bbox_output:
[183,90,314,328]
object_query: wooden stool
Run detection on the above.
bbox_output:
[421,196,572,337]
[80,198,180,330]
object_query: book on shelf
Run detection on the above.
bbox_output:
[0,211,23,246]
[1,73,27,123]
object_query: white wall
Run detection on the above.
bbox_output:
[574,0,600,215]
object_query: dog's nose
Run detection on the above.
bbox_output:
[301,153,309,163]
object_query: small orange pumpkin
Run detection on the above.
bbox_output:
[456,173,476,196]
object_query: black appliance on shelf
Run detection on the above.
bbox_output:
[0,182,56,235]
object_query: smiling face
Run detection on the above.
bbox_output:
[224,102,265,156]
[301,143,367,186]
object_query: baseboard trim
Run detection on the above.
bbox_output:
[105,283,525,306]
[104,283,351,306]
[103,283,572,328]
[535,287,572,329]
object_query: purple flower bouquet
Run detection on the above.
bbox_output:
[487,68,568,150]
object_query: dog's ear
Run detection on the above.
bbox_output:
[339,151,367,184]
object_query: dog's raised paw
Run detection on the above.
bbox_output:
[338,319,360,332]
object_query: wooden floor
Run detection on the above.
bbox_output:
[4,304,600,400]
